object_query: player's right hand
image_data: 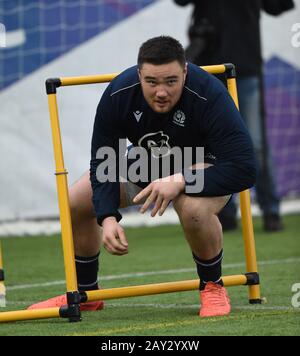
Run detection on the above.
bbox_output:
[102,217,128,255]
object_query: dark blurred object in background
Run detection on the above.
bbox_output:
[174,0,295,232]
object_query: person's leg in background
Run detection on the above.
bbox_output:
[219,76,283,232]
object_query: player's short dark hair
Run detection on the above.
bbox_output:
[137,36,186,69]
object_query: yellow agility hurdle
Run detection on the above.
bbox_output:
[0,64,261,323]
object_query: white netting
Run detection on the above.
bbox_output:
[0,0,156,89]
[0,0,192,221]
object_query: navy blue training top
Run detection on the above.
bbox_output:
[90,63,256,225]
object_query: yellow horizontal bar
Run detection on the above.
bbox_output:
[59,65,227,87]
[201,64,226,75]
[0,307,60,323]
[86,275,247,302]
[0,275,247,322]
[60,73,119,86]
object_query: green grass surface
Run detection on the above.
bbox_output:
[0,214,299,336]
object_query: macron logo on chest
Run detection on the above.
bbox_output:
[133,111,143,122]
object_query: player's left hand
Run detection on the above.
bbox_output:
[133,173,185,217]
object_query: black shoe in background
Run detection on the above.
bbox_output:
[218,211,238,232]
[263,213,284,232]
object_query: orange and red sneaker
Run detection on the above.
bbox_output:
[199,282,231,318]
[27,294,104,312]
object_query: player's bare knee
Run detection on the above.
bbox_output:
[173,194,211,229]
[69,190,82,223]
[69,186,95,223]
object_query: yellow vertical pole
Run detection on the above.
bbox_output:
[0,241,6,307]
[227,77,261,302]
[47,94,77,293]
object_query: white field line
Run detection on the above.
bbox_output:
[4,300,300,312]
[104,303,300,312]
[6,257,300,291]
[1,199,300,237]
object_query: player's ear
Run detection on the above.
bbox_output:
[137,68,141,80]
[184,62,188,74]
[183,62,188,81]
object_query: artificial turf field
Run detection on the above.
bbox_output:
[0,214,299,336]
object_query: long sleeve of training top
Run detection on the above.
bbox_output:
[183,85,257,196]
[90,87,125,226]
